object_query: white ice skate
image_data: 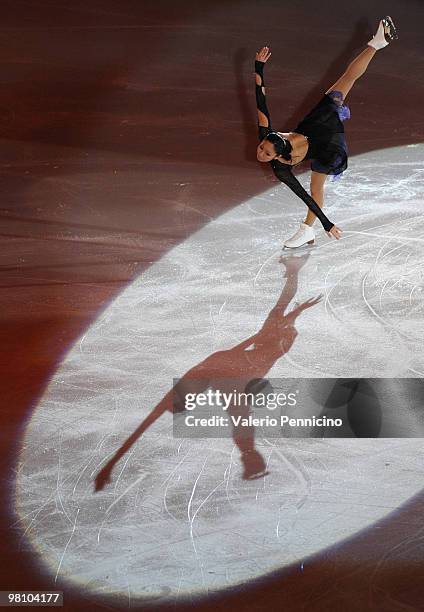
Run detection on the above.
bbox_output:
[368,16,398,50]
[283,223,315,248]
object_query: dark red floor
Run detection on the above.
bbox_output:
[1,1,423,610]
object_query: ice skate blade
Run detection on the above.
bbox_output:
[383,15,398,41]
[283,240,315,251]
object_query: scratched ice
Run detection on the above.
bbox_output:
[16,145,424,603]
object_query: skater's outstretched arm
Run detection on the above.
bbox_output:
[255,47,272,140]
[271,161,339,235]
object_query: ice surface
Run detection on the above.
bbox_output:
[16,145,424,603]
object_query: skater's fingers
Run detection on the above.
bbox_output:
[327,226,342,240]
[256,47,271,61]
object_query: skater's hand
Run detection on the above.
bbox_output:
[255,46,271,63]
[327,225,342,240]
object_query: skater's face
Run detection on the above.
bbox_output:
[257,139,277,162]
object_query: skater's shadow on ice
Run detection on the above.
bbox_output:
[95,254,321,491]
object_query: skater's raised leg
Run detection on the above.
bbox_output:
[285,17,398,242]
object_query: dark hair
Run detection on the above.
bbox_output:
[265,132,292,161]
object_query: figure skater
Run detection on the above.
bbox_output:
[255,16,398,248]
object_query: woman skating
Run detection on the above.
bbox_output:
[255,16,398,247]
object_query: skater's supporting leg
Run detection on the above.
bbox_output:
[304,171,327,227]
